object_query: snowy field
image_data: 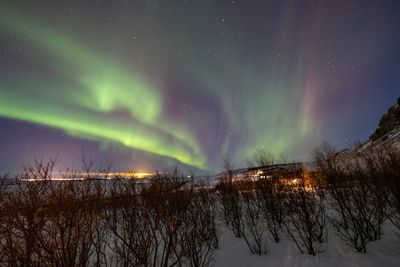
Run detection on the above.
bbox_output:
[214,223,400,267]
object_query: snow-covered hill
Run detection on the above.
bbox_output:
[362,126,400,150]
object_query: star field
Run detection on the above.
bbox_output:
[0,0,399,173]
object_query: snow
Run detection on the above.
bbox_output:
[214,223,400,267]
[362,127,400,150]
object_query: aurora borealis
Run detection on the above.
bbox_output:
[0,1,399,173]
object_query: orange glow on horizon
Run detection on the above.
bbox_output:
[23,171,156,181]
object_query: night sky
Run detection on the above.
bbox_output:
[0,1,399,173]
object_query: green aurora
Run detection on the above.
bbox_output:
[0,1,396,172]
[0,5,205,169]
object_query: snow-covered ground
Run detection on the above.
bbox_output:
[214,223,400,267]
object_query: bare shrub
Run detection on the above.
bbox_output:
[283,167,327,256]
[0,174,8,264]
[0,159,54,266]
[216,160,243,238]
[246,149,285,243]
[246,149,274,169]
[39,179,104,267]
[357,148,389,240]
[104,170,219,267]
[105,179,154,267]
[255,178,285,243]
[315,143,387,253]
[146,173,194,266]
[183,186,219,266]
[0,157,110,266]
[241,191,268,255]
[216,181,243,238]
[0,160,219,266]
[358,146,400,235]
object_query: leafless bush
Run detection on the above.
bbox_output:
[241,191,268,255]
[246,149,274,169]
[0,160,219,267]
[0,174,8,264]
[255,178,285,243]
[183,187,219,266]
[246,149,285,243]
[40,179,106,267]
[105,179,154,267]
[357,145,400,236]
[0,159,54,266]
[315,143,387,253]
[358,148,389,240]
[103,170,219,267]
[383,147,400,234]
[216,181,243,238]
[283,167,327,256]
[0,157,111,267]
[216,160,243,238]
